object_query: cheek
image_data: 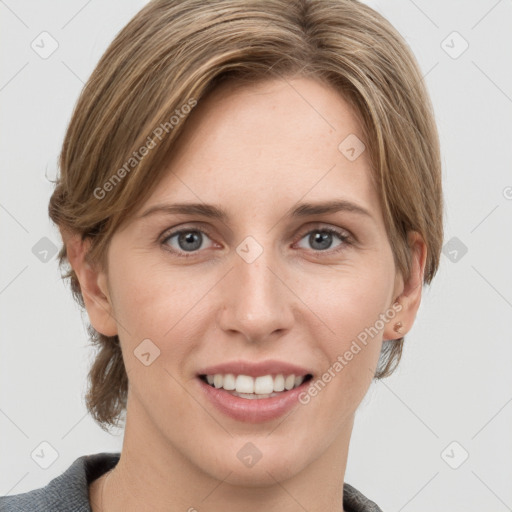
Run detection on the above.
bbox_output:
[109,250,186,322]
[304,260,394,392]
[311,259,394,338]
[108,257,213,366]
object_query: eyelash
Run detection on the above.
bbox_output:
[160,224,353,259]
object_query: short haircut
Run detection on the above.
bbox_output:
[49,0,444,430]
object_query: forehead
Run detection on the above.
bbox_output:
[139,76,380,225]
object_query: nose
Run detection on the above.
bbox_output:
[216,245,295,344]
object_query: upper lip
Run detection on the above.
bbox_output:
[197,359,313,378]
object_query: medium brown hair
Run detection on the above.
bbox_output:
[49,0,444,430]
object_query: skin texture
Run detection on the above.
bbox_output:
[67,76,427,512]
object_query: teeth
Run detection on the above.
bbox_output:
[231,391,280,399]
[254,375,274,394]
[203,373,307,394]
[285,375,295,391]
[235,375,254,394]
[274,374,285,392]
[213,374,223,388]
[223,373,236,390]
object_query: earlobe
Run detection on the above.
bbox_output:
[62,229,118,337]
[383,231,427,340]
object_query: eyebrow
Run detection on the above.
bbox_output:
[138,199,373,221]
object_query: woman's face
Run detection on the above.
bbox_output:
[95,76,411,485]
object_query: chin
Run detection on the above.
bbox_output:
[193,437,312,487]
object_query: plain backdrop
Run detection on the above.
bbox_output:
[1,1,511,510]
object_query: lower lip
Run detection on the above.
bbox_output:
[197,377,311,423]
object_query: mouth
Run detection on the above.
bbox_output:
[198,373,314,400]
[195,360,316,422]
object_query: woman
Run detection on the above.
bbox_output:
[1,0,443,510]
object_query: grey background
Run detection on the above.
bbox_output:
[1,0,511,510]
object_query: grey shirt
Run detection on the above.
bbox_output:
[0,452,383,511]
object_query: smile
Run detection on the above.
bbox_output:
[199,373,313,399]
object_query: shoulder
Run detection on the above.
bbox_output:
[343,482,384,512]
[0,452,120,512]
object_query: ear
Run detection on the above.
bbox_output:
[62,228,118,337]
[383,231,427,341]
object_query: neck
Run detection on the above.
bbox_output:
[91,397,354,512]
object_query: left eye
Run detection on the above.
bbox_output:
[161,226,351,258]
[295,227,350,253]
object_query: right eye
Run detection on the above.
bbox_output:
[161,227,217,258]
